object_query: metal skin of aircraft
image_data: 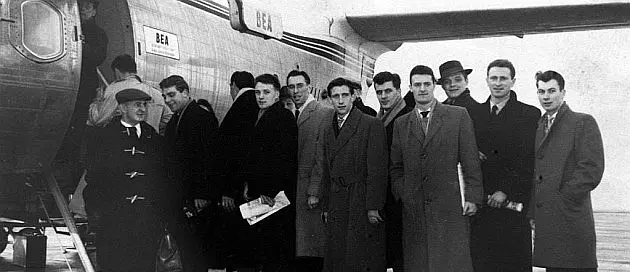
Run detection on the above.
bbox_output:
[1,0,630,270]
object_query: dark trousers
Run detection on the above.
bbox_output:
[252,210,294,272]
[294,256,324,272]
[385,194,404,272]
[470,208,532,272]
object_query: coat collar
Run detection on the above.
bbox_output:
[378,97,406,128]
[423,100,444,148]
[536,102,571,152]
[482,90,520,116]
[329,107,362,159]
[444,89,471,105]
[297,99,318,126]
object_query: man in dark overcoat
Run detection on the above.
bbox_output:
[160,75,219,271]
[287,70,333,272]
[320,77,388,272]
[237,74,298,271]
[84,89,169,272]
[390,65,482,272]
[438,60,480,114]
[215,71,259,268]
[373,71,413,272]
[530,71,604,272]
[469,59,540,272]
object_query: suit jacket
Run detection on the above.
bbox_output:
[321,107,388,271]
[390,101,482,271]
[217,89,259,198]
[530,103,604,268]
[471,91,540,205]
[238,101,298,201]
[164,100,219,201]
[295,100,334,257]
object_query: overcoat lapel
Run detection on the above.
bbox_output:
[408,109,425,144]
[297,100,317,126]
[330,108,361,159]
[422,102,443,149]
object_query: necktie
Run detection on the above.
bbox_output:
[491,105,498,116]
[420,111,429,134]
[544,115,555,135]
[337,115,344,129]
[256,110,265,125]
[295,109,300,120]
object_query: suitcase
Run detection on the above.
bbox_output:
[12,230,47,268]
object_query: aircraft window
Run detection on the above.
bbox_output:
[21,0,64,60]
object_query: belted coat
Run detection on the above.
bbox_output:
[321,108,388,272]
[390,101,483,271]
[530,103,604,268]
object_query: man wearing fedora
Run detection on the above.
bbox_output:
[438,60,480,114]
[469,59,540,272]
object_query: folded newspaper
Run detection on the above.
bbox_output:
[239,191,290,225]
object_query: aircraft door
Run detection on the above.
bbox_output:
[5,0,76,63]
[0,0,81,174]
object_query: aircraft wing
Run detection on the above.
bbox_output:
[346,2,630,42]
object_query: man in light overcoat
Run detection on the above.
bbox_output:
[321,77,388,272]
[390,65,482,272]
[287,70,334,272]
[530,70,604,272]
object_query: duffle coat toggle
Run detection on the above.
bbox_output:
[124,146,145,155]
[125,171,145,179]
[125,194,145,203]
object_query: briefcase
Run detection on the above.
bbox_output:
[12,230,47,268]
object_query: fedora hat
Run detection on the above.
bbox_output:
[437,60,472,85]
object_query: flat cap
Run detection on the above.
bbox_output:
[115,88,151,104]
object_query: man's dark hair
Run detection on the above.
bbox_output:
[409,65,436,84]
[286,70,311,85]
[230,71,255,89]
[373,72,401,89]
[326,77,356,97]
[111,54,137,73]
[487,59,516,79]
[254,74,281,91]
[535,70,565,90]
[159,75,190,93]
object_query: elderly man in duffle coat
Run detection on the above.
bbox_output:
[84,88,174,272]
[529,70,604,272]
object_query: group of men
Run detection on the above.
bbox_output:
[375,59,603,272]
[77,52,604,272]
